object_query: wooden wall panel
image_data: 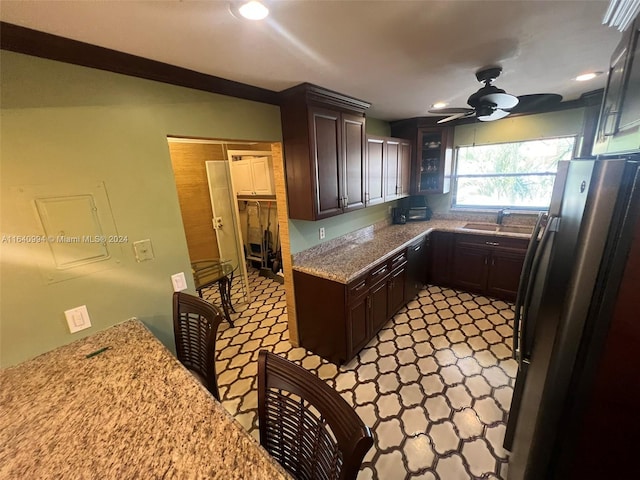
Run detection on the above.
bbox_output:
[271,142,299,344]
[168,142,224,262]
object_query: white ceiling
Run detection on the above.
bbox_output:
[0,0,623,121]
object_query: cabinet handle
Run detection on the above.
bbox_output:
[484,257,488,265]
[352,281,366,292]
[485,241,500,246]
[371,266,388,277]
[413,245,421,252]
[492,258,495,267]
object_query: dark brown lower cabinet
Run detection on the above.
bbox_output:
[387,266,406,318]
[294,230,528,363]
[405,235,428,301]
[295,249,412,364]
[451,234,528,301]
[487,248,528,299]
[369,278,390,339]
[346,283,370,357]
[428,231,454,285]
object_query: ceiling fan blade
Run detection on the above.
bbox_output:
[428,107,473,114]
[507,93,563,114]
[480,92,519,109]
[438,111,474,123]
[477,108,510,122]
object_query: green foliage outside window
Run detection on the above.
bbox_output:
[454,136,576,209]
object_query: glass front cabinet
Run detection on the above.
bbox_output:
[417,127,453,194]
[390,119,454,195]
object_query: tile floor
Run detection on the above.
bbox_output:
[203,268,517,480]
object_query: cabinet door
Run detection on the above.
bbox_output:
[429,232,454,285]
[342,113,366,212]
[406,236,427,301]
[487,249,526,301]
[399,140,412,197]
[370,279,389,334]
[250,156,274,195]
[388,266,407,318]
[385,140,400,201]
[347,295,370,360]
[366,137,385,206]
[231,159,255,195]
[452,244,489,293]
[310,107,342,219]
[417,128,452,194]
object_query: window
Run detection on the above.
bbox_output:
[453,136,576,210]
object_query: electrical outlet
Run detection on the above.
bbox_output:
[319,227,326,240]
[171,272,187,292]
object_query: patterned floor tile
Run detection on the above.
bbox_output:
[203,268,516,479]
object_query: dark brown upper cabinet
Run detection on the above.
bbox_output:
[365,136,385,206]
[280,83,370,221]
[367,135,412,205]
[593,17,640,156]
[390,118,453,195]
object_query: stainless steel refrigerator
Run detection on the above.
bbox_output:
[504,157,640,479]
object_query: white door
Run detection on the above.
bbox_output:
[231,159,255,195]
[205,161,250,303]
[251,156,274,195]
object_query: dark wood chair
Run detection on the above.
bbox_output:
[172,291,224,399]
[257,350,373,480]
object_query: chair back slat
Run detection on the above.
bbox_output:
[258,351,373,480]
[173,292,224,399]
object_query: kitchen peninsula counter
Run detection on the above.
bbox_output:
[0,320,291,480]
[292,216,533,284]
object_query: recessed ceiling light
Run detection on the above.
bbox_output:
[575,72,603,82]
[237,1,269,20]
[431,102,448,109]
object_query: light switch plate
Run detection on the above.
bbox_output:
[133,239,154,262]
[64,305,92,333]
[171,272,187,292]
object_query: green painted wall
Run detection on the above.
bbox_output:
[426,108,586,213]
[366,117,392,137]
[289,203,394,254]
[0,51,282,367]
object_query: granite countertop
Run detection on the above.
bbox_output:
[292,215,534,284]
[0,320,291,480]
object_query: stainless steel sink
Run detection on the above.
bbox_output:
[462,222,498,232]
[461,222,534,235]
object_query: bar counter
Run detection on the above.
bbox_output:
[0,320,291,479]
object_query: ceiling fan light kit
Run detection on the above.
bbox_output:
[429,65,562,124]
[229,1,269,20]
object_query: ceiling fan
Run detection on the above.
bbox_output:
[429,66,562,124]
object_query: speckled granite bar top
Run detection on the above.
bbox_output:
[0,320,291,480]
[293,215,534,284]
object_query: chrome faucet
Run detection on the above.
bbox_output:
[497,208,510,225]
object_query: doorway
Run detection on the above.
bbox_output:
[166,138,297,335]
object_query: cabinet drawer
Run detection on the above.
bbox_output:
[390,249,408,270]
[368,262,390,285]
[348,276,368,301]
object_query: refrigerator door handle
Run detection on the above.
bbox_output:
[512,211,547,360]
[518,214,560,369]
